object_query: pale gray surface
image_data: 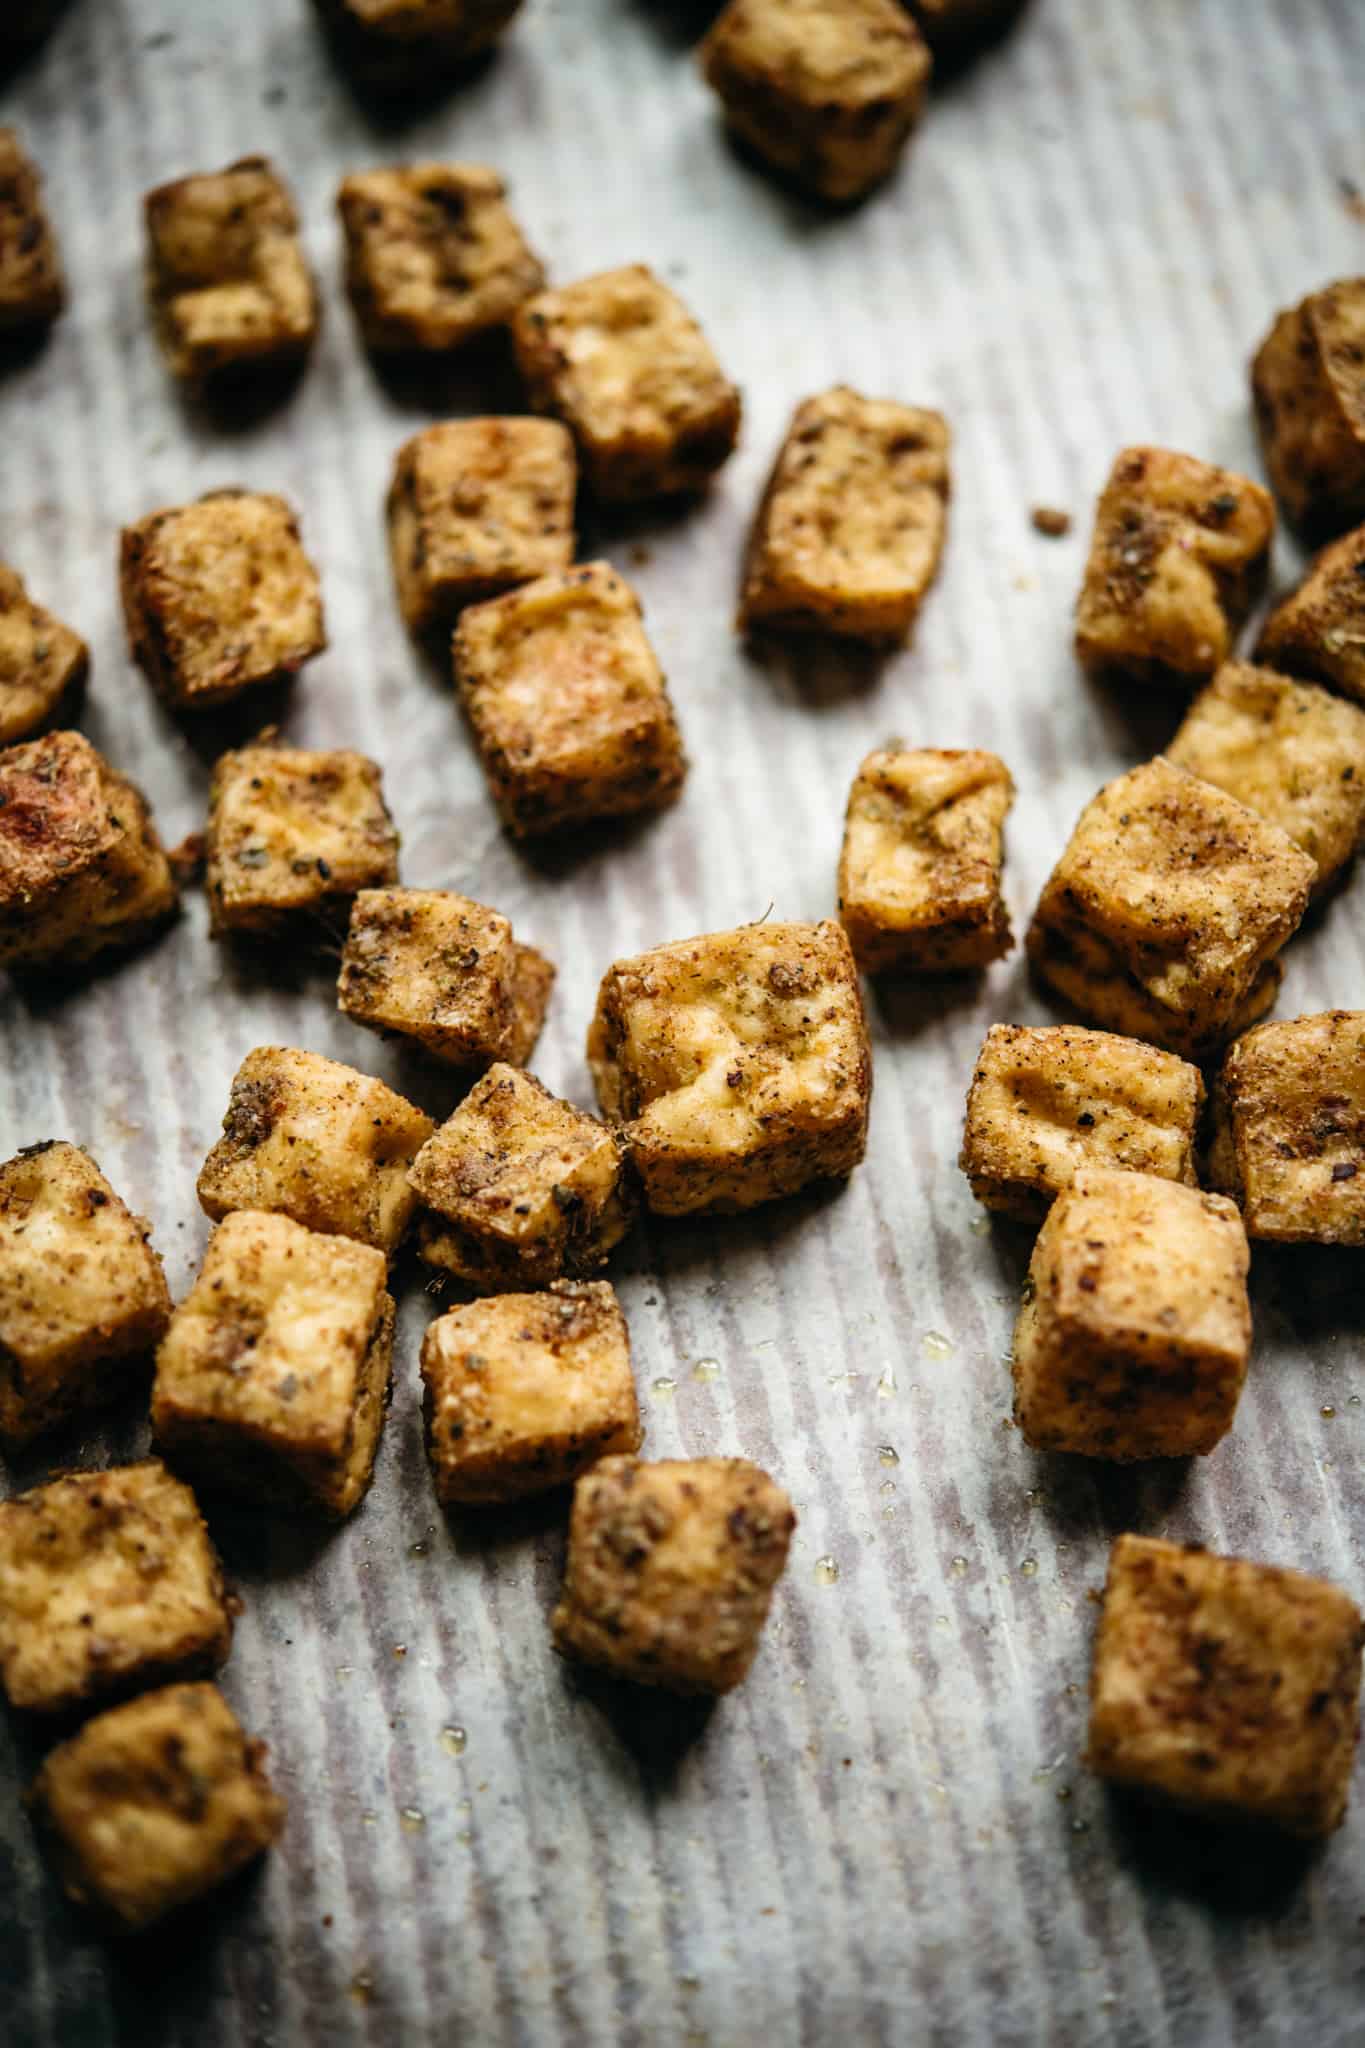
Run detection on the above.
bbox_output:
[3,2,1365,2043]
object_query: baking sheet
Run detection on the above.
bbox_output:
[4,1,1365,2041]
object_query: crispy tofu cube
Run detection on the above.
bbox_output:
[589,919,871,1216]
[1011,1167,1250,1461]
[1027,757,1314,1060]
[338,888,553,1070]
[121,490,326,714]
[0,130,63,333]
[512,266,741,502]
[1074,448,1274,687]
[313,0,523,91]
[152,1211,395,1518]
[205,740,399,940]
[387,418,575,634]
[144,156,316,384]
[30,1683,284,1931]
[410,1063,633,1291]
[339,163,543,355]
[1088,1534,1364,1838]
[0,562,87,746]
[0,1463,233,1718]
[454,562,687,838]
[0,731,177,973]
[1252,281,1365,539]
[838,746,1013,971]
[959,1025,1203,1222]
[552,1455,795,1695]
[1167,661,1365,898]
[1208,1010,1365,1244]
[197,1046,434,1256]
[739,389,949,644]
[0,1142,171,1446]
[699,0,931,206]
[1257,524,1365,706]
[420,1280,640,1505]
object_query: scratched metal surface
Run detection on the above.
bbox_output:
[3,1,1365,2042]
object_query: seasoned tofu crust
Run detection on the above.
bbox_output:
[1252,280,1365,539]
[0,1462,233,1716]
[313,0,523,91]
[0,562,88,746]
[740,389,949,644]
[1257,524,1365,706]
[205,740,399,939]
[0,129,63,332]
[838,746,1013,971]
[421,1280,641,1505]
[512,266,741,502]
[1011,1167,1251,1462]
[552,1455,796,1695]
[1208,1010,1365,1244]
[1088,1535,1365,1838]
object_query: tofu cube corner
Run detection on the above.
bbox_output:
[205,740,399,939]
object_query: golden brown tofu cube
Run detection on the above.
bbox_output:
[512,266,741,502]
[152,1211,395,1519]
[1088,1534,1364,1838]
[387,417,575,634]
[1208,1010,1365,1244]
[30,1682,284,1932]
[205,740,399,940]
[421,1280,641,1506]
[410,1063,633,1292]
[1011,1168,1250,1462]
[959,1025,1203,1222]
[0,562,87,746]
[338,887,553,1070]
[1074,448,1274,688]
[552,1455,795,1695]
[0,1463,233,1717]
[0,130,63,333]
[0,731,178,973]
[1027,757,1314,1060]
[700,0,931,206]
[339,163,543,355]
[589,918,871,1216]
[197,1046,434,1256]
[121,490,326,714]
[314,0,523,91]
[1257,524,1365,706]
[455,561,687,838]
[144,156,316,384]
[838,747,1013,971]
[739,389,949,645]
[1252,281,1365,539]
[0,1143,171,1446]
[1167,661,1365,898]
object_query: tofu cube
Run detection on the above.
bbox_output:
[0,1463,233,1716]
[1257,524,1365,706]
[205,740,399,940]
[1088,1534,1364,1838]
[1026,757,1315,1060]
[699,0,932,206]
[959,1025,1203,1222]
[739,388,949,644]
[838,746,1013,972]
[1208,1010,1365,1244]
[1074,448,1274,687]
[121,490,326,714]
[0,731,178,973]
[339,163,544,355]
[1252,280,1365,539]
[144,156,316,384]
[0,129,64,332]
[30,1682,284,1932]
[454,562,687,838]
[0,1142,171,1445]
[420,1280,641,1505]
[152,1211,395,1519]
[387,417,575,634]
[197,1046,434,1256]
[1011,1167,1250,1461]
[512,266,741,502]
[552,1455,796,1695]
[338,887,553,1070]
[588,918,872,1216]
[410,1063,633,1291]
[0,562,88,746]
[313,0,523,92]
[1167,661,1365,898]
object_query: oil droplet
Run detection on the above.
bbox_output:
[792,1676,807,1692]
[360,1808,377,1827]
[1065,1683,1080,1698]
[1055,1785,1072,1803]
[1019,1557,1039,1578]
[399,1806,425,1832]
[814,1555,840,1587]
[878,1444,900,1467]
[826,1370,860,1388]
[879,1478,896,1497]
[921,1330,954,1360]
[876,1367,897,1400]
[335,1664,354,1681]
[691,1357,721,1383]
[882,1505,895,1520]
[409,1540,429,1559]
[393,1644,407,1659]
[1070,1818,1089,1835]
[440,1725,468,1757]
[970,1215,991,1238]
[949,1556,968,1578]
[934,1613,951,1630]
[1024,1488,1043,1506]
[457,1829,472,1846]
[1350,1394,1361,1408]
[350,1972,374,2005]
[652,1376,676,1398]
[1322,1405,1337,1419]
